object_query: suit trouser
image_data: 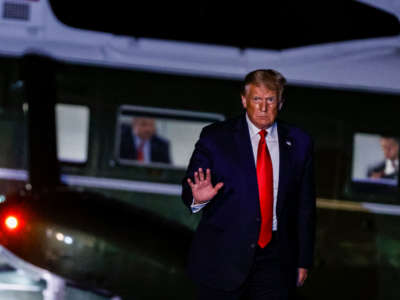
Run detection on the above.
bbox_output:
[196,232,297,300]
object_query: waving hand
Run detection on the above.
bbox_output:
[187,168,224,204]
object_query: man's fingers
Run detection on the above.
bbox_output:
[298,278,305,287]
[297,269,308,287]
[199,168,205,181]
[214,182,224,191]
[194,171,199,184]
[205,168,212,183]
[297,276,302,287]
[187,178,194,188]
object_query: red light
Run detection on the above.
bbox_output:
[5,216,18,230]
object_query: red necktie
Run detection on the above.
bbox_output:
[256,130,273,248]
[137,140,145,161]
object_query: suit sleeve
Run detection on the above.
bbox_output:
[119,124,135,160]
[181,127,213,213]
[367,161,385,177]
[297,138,316,269]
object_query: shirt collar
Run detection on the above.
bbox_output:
[132,130,148,147]
[386,158,399,166]
[245,113,277,140]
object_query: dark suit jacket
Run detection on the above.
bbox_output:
[119,124,171,164]
[367,161,398,180]
[181,114,316,291]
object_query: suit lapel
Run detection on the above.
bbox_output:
[276,121,293,218]
[232,116,293,218]
[233,114,260,212]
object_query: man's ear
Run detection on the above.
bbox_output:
[278,99,284,111]
[241,95,247,109]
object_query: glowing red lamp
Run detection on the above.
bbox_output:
[5,216,19,230]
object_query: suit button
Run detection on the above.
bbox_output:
[250,243,256,248]
[256,217,261,222]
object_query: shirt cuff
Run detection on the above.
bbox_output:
[191,199,209,213]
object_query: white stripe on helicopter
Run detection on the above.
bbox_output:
[1,167,400,216]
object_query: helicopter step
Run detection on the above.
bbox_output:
[0,246,118,300]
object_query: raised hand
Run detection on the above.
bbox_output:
[187,168,224,204]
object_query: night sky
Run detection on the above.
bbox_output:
[49,1,400,50]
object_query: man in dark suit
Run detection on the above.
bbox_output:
[367,136,399,180]
[119,117,171,164]
[181,69,316,299]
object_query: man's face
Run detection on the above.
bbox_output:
[241,84,282,129]
[380,138,399,161]
[132,118,156,140]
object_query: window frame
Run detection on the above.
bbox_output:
[114,105,224,170]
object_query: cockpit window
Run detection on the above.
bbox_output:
[56,103,90,164]
[115,105,224,168]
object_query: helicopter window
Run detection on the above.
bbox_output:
[56,103,90,164]
[351,133,399,192]
[352,133,399,186]
[115,105,224,169]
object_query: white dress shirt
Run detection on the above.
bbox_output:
[384,158,399,176]
[132,131,150,163]
[191,114,280,231]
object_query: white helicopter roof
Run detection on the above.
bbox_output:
[0,0,399,94]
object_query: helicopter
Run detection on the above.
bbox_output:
[0,1,400,300]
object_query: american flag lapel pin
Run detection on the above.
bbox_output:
[286,140,292,147]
